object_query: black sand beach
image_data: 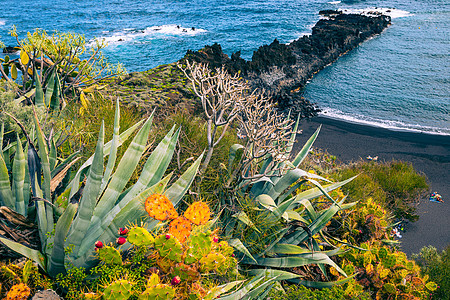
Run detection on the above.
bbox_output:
[295,116,450,256]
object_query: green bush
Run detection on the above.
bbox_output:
[413,246,450,300]
[268,284,371,300]
[332,161,428,221]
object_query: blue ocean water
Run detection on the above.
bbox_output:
[0,0,448,135]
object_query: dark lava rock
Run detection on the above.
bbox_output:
[2,46,20,53]
[183,10,391,119]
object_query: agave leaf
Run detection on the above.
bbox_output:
[48,138,57,171]
[44,69,55,107]
[287,176,358,211]
[0,153,14,208]
[288,274,357,288]
[292,125,321,168]
[0,123,3,158]
[33,110,51,201]
[118,125,178,205]
[0,236,45,270]
[51,150,80,178]
[205,280,245,300]
[66,122,104,259]
[27,144,41,199]
[165,152,203,206]
[272,244,310,255]
[298,198,317,220]
[245,275,280,299]
[34,70,45,107]
[100,98,120,192]
[49,73,61,111]
[285,210,309,223]
[228,238,257,264]
[246,268,302,281]
[249,176,274,198]
[67,118,144,199]
[48,201,78,275]
[91,113,154,225]
[276,179,307,204]
[23,142,31,215]
[284,199,357,245]
[218,273,264,300]
[233,211,260,233]
[12,133,26,215]
[257,227,289,258]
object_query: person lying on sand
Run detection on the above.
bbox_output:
[429,192,444,203]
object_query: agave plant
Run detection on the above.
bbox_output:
[223,118,359,295]
[0,99,203,276]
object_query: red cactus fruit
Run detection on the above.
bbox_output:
[116,237,127,245]
[213,237,219,243]
[171,276,181,286]
[165,234,171,239]
[118,227,129,235]
[231,254,235,257]
[95,241,104,248]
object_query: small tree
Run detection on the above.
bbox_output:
[178,61,246,174]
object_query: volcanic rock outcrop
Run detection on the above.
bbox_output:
[185,10,391,118]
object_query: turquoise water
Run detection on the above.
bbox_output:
[0,0,448,134]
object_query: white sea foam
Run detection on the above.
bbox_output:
[90,25,207,46]
[0,20,6,26]
[328,1,341,4]
[319,108,450,136]
[339,7,413,19]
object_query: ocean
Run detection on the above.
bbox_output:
[0,0,448,135]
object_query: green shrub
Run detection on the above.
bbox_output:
[413,246,450,300]
[268,284,371,300]
[333,161,428,221]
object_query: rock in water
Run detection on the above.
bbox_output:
[184,10,391,118]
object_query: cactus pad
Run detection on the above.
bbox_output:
[199,252,227,273]
[184,232,212,264]
[102,279,133,300]
[382,254,397,269]
[127,226,155,247]
[98,246,123,265]
[139,285,175,300]
[168,216,192,243]
[145,194,178,221]
[184,201,210,225]
[383,283,397,295]
[154,234,183,262]
[6,283,31,300]
[173,262,201,281]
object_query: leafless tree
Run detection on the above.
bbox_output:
[178,61,247,174]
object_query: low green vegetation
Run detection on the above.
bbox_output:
[0,27,445,300]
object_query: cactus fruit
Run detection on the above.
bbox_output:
[102,279,133,300]
[6,283,31,300]
[127,226,154,247]
[199,252,226,273]
[154,234,183,262]
[95,241,104,249]
[168,216,192,243]
[171,276,181,286]
[185,232,212,265]
[117,237,127,245]
[145,194,178,221]
[118,227,129,235]
[184,201,210,225]
[173,262,201,281]
[98,246,123,265]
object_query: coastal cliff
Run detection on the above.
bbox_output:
[185,10,391,117]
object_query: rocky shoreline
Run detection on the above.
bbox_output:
[185,10,391,118]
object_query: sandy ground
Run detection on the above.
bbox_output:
[294,116,450,256]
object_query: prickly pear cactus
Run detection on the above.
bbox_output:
[199,252,226,273]
[6,283,31,300]
[154,234,183,262]
[98,245,123,265]
[102,279,133,300]
[139,285,176,300]
[382,254,397,268]
[127,226,155,247]
[184,232,212,264]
